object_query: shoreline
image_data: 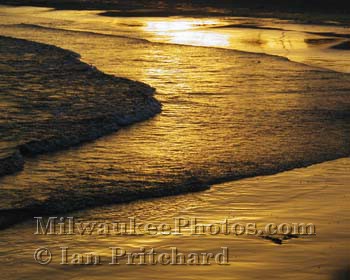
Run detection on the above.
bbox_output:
[1,13,350,231]
[1,149,349,231]
[1,2,350,26]
[0,5,349,280]
[0,36,162,178]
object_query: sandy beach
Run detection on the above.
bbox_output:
[0,4,349,280]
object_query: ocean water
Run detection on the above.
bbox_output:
[0,6,349,279]
[0,6,350,211]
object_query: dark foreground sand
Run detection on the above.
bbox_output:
[0,36,162,177]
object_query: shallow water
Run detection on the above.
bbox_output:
[1,158,349,279]
[0,6,350,210]
[0,6,350,280]
[1,6,349,72]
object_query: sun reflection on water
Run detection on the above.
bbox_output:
[143,19,231,47]
[165,30,231,47]
[144,19,219,32]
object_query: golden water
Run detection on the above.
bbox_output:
[0,6,349,279]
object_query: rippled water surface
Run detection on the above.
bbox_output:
[0,6,349,280]
[0,6,350,207]
[1,6,350,72]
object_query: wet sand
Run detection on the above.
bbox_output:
[1,6,350,226]
[0,7,350,232]
[0,6,349,279]
[0,157,349,279]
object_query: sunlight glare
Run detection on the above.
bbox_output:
[144,19,218,32]
[144,19,230,47]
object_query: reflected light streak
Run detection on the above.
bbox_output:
[144,19,219,32]
[144,19,231,47]
[166,30,231,47]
